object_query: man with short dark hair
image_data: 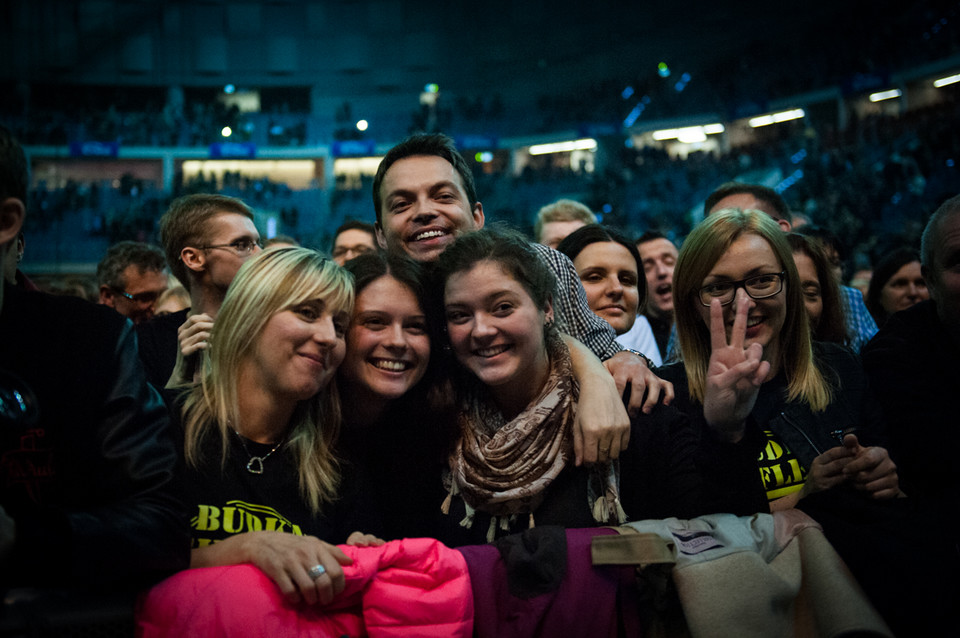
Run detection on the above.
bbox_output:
[331,219,377,265]
[97,240,168,324]
[0,126,187,619]
[634,231,678,362]
[373,133,671,464]
[137,193,261,388]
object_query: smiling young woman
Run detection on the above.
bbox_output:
[335,251,457,540]
[657,209,936,634]
[173,247,381,608]
[432,227,704,546]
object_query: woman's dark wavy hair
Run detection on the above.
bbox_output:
[866,247,922,327]
[556,223,647,309]
[435,225,559,410]
[787,233,850,346]
[343,250,430,315]
[436,224,557,312]
[341,250,456,447]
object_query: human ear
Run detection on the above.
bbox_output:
[99,285,117,307]
[375,223,389,250]
[543,296,555,325]
[472,202,485,230]
[921,264,939,299]
[0,198,25,247]
[180,246,206,274]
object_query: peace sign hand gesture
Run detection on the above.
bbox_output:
[702,290,770,441]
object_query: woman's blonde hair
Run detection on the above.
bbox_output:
[674,209,832,411]
[182,247,355,513]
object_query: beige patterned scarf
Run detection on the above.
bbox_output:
[442,332,625,538]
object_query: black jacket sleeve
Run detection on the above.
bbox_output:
[2,291,190,588]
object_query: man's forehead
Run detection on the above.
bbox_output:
[384,155,463,190]
[937,218,960,258]
[638,238,677,258]
[335,230,376,249]
[206,212,256,234]
[122,263,167,285]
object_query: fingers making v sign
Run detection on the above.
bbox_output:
[702,290,771,441]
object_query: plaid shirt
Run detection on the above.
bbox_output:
[531,243,623,361]
[840,285,878,353]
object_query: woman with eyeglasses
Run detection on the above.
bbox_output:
[656,209,945,633]
[661,209,900,512]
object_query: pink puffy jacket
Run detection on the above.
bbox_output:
[136,537,473,637]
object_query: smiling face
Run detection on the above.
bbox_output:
[573,241,640,335]
[245,300,347,404]
[444,260,553,415]
[880,260,928,315]
[696,233,787,373]
[793,250,823,329]
[341,275,430,402]
[638,237,678,321]
[376,155,484,262]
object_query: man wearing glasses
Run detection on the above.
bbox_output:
[97,241,169,324]
[137,194,261,389]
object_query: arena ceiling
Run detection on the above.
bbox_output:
[3,0,873,99]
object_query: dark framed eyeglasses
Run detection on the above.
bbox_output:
[698,271,786,307]
[200,239,263,256]
[331,244,375,259]
[112,288,164,305]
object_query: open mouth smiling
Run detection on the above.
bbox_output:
[372,359,414,372]
[475,344,511,358]
[411,229,449,242]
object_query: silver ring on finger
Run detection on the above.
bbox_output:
[307,564,326,580]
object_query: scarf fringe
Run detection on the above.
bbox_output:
[592,495,628,525]
[440,481,460,516]
[459,502,476,529]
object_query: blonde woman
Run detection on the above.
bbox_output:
[177,247,379,606]
[663,208,899,510]
[658,209,933,632]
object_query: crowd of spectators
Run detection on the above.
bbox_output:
[18,92,960,286]
[7,127,956,634]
